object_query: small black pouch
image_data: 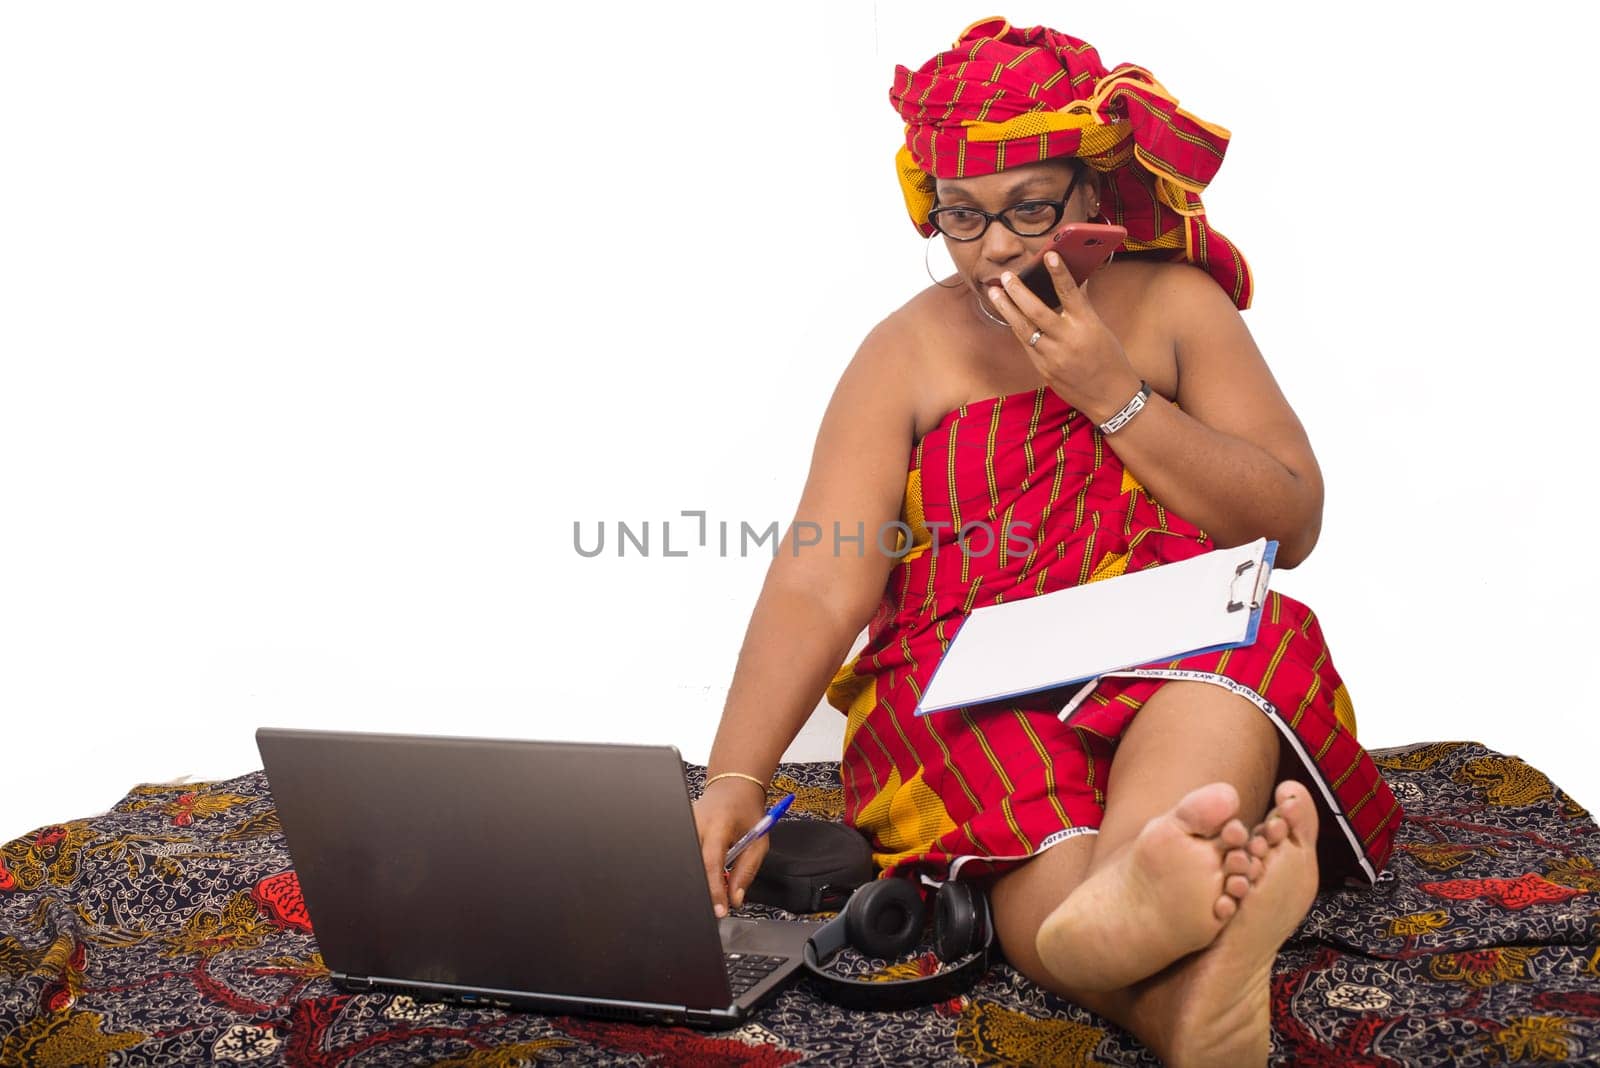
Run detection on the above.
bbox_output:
[746,820,876,914]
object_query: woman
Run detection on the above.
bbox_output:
[693,18,1400,1066]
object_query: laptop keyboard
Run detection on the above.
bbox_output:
[723,952,786,996]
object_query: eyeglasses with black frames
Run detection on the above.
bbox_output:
[927,168,1085,242]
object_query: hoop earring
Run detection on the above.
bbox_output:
[1092,206,1117,266]
[924,238,964,288]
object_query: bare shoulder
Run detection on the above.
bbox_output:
[1132,260,1251,355]
[839,298,921,411]
[847,285,956,427]
[1132,259,1321,497]
[1115,259,1282,401]
[1065,258,1263,404]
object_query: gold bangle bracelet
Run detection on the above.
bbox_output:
[705,771,768,791]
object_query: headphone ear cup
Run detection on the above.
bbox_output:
[844,878,926,960]
[932,881,986,963]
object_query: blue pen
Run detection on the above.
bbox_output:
[723,792,795,869]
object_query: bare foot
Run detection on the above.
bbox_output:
[1245,798,1292,859]
[1035,782,1256,993]
[1158,780,1320,1068]
[1234,803,1287,881]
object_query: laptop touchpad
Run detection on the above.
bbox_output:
[718,917,765,951]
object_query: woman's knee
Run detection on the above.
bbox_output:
[1107,682,1281,818]
[1129,681,1276,745]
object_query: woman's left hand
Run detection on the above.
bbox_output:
[987,253,1142,424]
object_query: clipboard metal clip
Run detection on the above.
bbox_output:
[1226,558,1272,614]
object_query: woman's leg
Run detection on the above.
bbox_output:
[1033,681,1280,990]
[988,681,1321,1067]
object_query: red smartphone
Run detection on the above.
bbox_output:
[1018,222,1127,308]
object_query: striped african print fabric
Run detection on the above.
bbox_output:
[825,386,1401,888]
[890,17,1253,309]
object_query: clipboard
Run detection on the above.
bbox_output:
[915,539,1278,715]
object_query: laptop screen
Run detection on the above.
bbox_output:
[257,729,737,1009]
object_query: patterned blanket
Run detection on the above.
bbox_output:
[1,741,1596,1066]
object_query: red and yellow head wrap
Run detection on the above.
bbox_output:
[890,17,1253,309]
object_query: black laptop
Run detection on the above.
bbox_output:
[256,727,817,1028]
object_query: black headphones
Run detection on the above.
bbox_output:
[802,877,994,1010]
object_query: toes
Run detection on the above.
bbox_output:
[1224,873,1251,900]
[1249,856,1265,882]
[1247,834,1270,859]
[1219,818,1249,850]
[1214,893,1238,921]
[1173,782,1242,838]
[1223,848,1253,877]
[1261,814,1289,847]
[1274,781,1319,843]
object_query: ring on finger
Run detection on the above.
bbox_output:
[1027,329,1044,347]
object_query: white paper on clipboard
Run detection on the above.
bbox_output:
[915,538,1277,715]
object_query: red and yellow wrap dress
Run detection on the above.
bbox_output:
[825,386,1400,888]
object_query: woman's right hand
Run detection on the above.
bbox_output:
[692,778,772,918]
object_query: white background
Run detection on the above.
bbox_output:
[3,2,1594,842]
